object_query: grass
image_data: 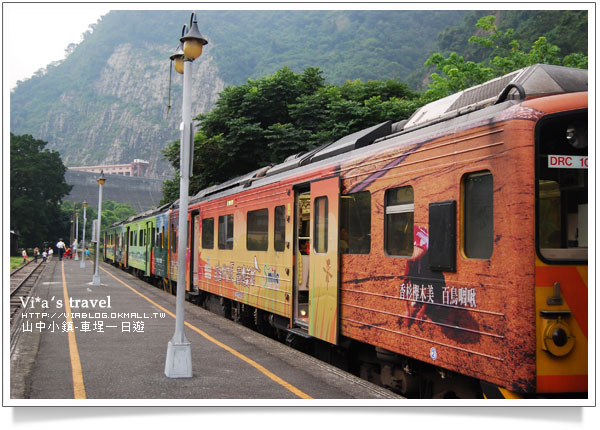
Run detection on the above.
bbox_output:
[10,256,27,271]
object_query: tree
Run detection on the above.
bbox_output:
[162,67,420,202]
[59,200,137,249]
[10,133,72,248]
[424,15,588,100]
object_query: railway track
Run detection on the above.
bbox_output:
[10,259,46,355]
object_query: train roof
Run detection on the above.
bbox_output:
[107,201,172,228]
[182,64,586,204]
[404,63,587,129]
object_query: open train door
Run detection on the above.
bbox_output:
[191,211,200,292]
[309,176,340,345]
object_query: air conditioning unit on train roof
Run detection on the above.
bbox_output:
[404,64,588,130]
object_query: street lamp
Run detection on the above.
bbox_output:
[170,26,186,75]
[70,203,76,246]
[165,11,207,379]
[80,201,87,268]
[74,210,79,261]
[92,171,105,286]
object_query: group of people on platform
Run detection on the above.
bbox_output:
[55,239,90,261]
[21,239,90,265]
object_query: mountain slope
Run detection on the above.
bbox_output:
[12,10,587,178]
[10,10,467,177]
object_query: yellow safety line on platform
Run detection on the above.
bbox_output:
[101,267,312,399]
[61,261,87,399]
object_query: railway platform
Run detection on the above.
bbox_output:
[9,257,401,403]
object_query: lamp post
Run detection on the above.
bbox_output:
[92,172,105,286]
[74,210,79,261]
[70,203,76,246]
[165,12,207,379]
[80,201,87,268]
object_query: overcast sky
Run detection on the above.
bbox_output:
[4,3,111,89]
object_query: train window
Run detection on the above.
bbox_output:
[247,209,268,251]
[536,112,587,262]
[274,205,286,252]
[429,200,457,272]
[314,197,328,253]
[463,171,493,259]
[202,218,214,249]
[340,191,371,254]
[151,227,155,248]
[218,214,234,250]
[385,186,414,256]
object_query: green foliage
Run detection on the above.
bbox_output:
[563,52,588,69]
[197,10,467,85]
[10,133,72,248]
[424,15,588,99]
[60,200,137,244]
[435,11,588,63]
[424,53,494,100]
[162,66,421,202]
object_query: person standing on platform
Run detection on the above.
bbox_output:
[22,249,28,263]
[48,247,53,260]
[42,250,47,263]
[72,239,78,259]
[56,239,66,261]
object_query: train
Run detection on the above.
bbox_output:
[104,64,588,398]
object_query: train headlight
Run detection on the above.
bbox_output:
[542,318,575,357]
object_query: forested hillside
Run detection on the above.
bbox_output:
[10,10,467,176]
[10,9,588,178]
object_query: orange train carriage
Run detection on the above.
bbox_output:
[105,64,588,398]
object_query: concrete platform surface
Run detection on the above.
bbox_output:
[9,258,401,404]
